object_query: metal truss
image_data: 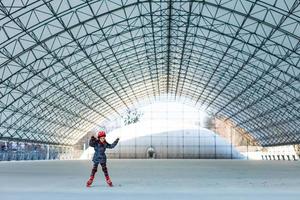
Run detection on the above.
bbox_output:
[0,0,299,146]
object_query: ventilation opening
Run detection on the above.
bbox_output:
[147,146,156,159]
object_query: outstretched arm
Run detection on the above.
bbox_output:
[106,138,120,149]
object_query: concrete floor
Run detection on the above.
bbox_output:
[0,159,299,200]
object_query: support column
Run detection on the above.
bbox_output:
[46,145,50,160]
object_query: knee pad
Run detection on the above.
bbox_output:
[92,165,98,173]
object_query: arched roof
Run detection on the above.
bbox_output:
[0,0,299,146]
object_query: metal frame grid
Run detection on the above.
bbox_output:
[0,0,299,146]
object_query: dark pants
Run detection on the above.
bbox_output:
[90,163,109,177]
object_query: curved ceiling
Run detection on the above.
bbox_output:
[0,0,299,146]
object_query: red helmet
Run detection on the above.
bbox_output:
[98,131,106,138]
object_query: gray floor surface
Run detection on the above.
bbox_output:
[0,159,299,200]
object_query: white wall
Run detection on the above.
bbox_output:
[80,122,244,159]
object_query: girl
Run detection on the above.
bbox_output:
[86,131,119,187]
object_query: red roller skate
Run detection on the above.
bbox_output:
[86,176,94,187]
[105,176,113,187]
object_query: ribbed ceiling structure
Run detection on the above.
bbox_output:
[0,0,299,146]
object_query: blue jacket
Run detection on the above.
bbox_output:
[89,137,119,164]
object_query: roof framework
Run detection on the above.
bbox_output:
[0,0,299,146]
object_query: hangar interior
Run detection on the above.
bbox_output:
[0,0,299,199]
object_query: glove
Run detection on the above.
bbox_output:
[89,136,97,147]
